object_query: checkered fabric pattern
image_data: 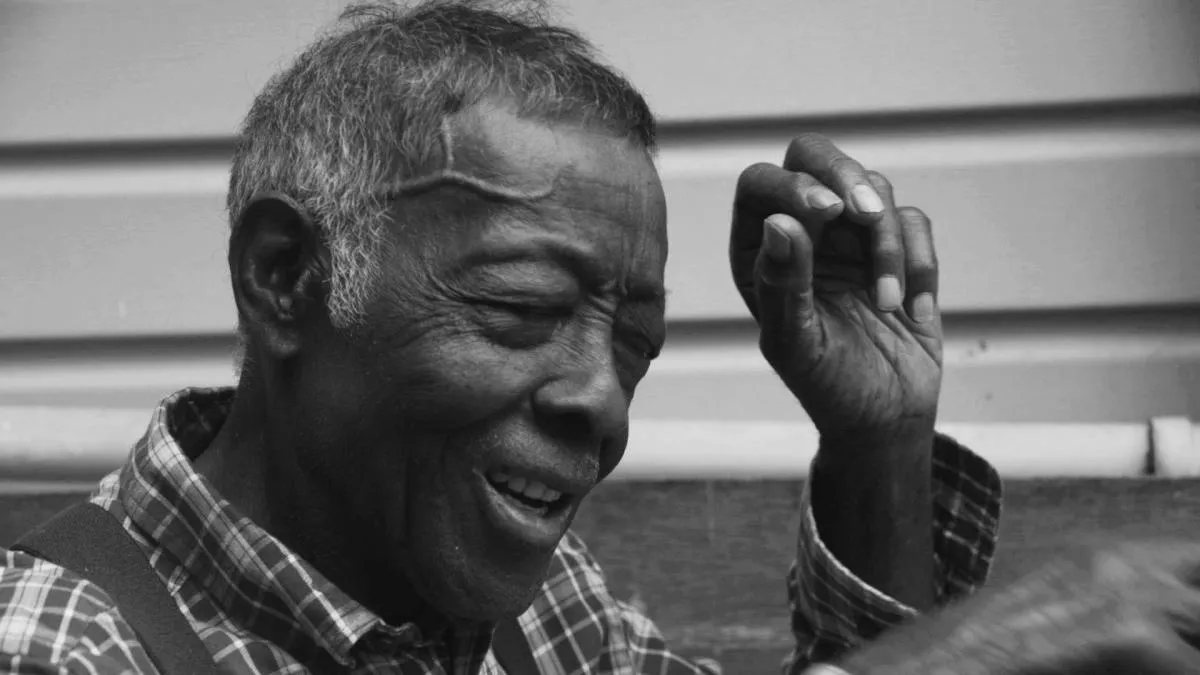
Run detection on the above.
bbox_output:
[0,388,1001,674]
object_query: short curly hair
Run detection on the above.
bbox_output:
[226,0,657,330]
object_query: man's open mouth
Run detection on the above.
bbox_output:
[485,470,571,516]
[477,464,583,549]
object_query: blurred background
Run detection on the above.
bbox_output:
[0,1,1198,667]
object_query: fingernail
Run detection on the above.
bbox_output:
[807,189,842,211]
[875,275,902,311]
[851,185,884,215]
[911,292,935,323]
[762,219,791,263]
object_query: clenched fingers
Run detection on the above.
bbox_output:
[783,134,926,316]
[732,134,940,325]
[783,133,886,222]
[731,162,845,319]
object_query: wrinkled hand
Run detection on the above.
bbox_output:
[835,541,1200,675]
[730,134,941,438]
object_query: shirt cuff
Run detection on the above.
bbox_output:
[787,433,1003,660]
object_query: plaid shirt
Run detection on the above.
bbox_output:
[0,388,1001,674]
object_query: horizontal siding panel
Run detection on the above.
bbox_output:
[0,193,235,338]
[1,0,1197,144]
[633,311,1200,425]
[2,112,1199,338]
[663,115,1200,320]
[1,407,1187,481]
[570,0,1200,123]
[0,309,1196,425]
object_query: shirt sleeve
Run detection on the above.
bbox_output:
[0,552,154,675]
[782,434,1003,673]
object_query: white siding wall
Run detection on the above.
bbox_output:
[1,1,1198,468]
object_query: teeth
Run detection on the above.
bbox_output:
[488,472,563,504]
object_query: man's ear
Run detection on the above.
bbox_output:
[228,192,330,360]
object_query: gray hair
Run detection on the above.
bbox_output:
[227,0,657,337]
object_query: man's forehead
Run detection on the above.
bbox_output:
[391,102,668,297]
[445,102,648,196]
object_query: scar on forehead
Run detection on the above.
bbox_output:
[384,117,557,203]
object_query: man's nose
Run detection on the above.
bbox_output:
[531,352,628,446]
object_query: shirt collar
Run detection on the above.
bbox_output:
[112,387,432,667]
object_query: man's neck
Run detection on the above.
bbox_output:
[192,378,272,525]
[192,376,442,633]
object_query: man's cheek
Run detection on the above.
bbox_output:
[383,335,539,429]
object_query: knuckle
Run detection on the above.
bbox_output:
[828,154,865,179]
[788,132,828,151]
[873,221,905,244]
[736,162,777,187]
[782,172,816,198]
[908,256,937,274]
[735,163,780,203]
[865,170,893,194]
[874,243,905,262]
[898,206,931,228]
[783,133,828,169]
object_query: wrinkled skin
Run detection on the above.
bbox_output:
[730,134,942,441]
[202,104,667,626]
[837,541,1200,674]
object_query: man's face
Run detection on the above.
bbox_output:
[292,106,668,622]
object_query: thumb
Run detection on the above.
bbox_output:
[755,213,819,368]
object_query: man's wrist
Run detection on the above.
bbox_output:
[814,416,937,467]
[807,415,938,610]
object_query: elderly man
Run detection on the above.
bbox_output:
[3,2,1200,674]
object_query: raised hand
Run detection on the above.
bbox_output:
[730,133,941,440]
